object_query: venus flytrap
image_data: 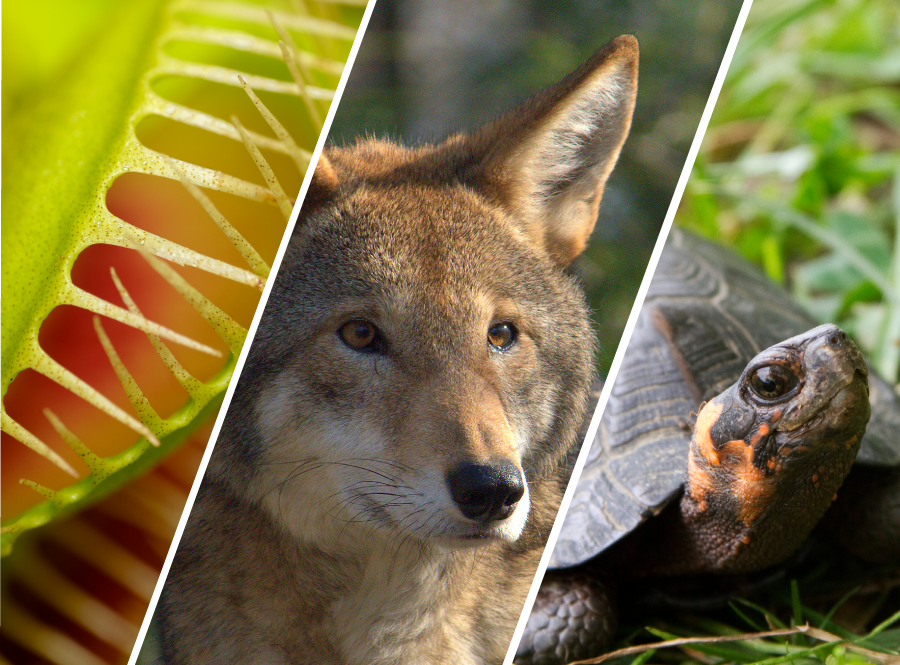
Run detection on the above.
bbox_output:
[1,0,364,661]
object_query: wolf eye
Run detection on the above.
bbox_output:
[488,323,517,351]
[339,320,386,354]
[749,365,799,400]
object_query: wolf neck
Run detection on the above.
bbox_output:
[319,523,495,665]
[259,488,494,664]
[333,543,477,665]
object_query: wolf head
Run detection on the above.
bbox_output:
[214,37,639,547]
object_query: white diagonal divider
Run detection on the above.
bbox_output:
[126,2,379,662]
[502,1,758,662]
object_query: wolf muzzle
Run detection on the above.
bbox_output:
[446,461,526,523]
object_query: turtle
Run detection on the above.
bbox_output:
[516,227,900,665]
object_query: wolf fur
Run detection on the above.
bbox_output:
[159,36,638,665]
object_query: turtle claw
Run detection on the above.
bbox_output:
[516,572,617,665]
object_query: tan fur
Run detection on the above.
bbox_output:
[159,36,638,665]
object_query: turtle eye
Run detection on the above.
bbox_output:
[488,322,517,351]
[339,319,386,354]
[749,365,799,400]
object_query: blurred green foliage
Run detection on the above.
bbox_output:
[677,0,900,382]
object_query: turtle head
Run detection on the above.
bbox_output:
[742,324,869,435]
[684,324,870,572]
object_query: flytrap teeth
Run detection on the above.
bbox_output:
[2,595,113,665]
[270,11,324,127]
[33,350,162,447]
[49,519,159,600]
[93,316,163,447]
[43,408,108,474]
[3,0,361,575]
[100,206,268,288]
[19,479,62,505]
[24,549,140,652]
[1,411,79,477]
[110,268,210,400]
[146,148,278,203]
[162,156,271,280]
[3,435,205,662]
[231,114,296,221]
[182,1,361,40]
[149,95,294,156]
[124,233,248,354]
[2,2,365,662]
[277,39,323,127]
[70,286,225,358]
[238,75,310,172]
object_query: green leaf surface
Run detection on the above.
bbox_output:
[2,1,168,389]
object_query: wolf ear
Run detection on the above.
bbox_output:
[469,36,638,266]
[302,152,340,213]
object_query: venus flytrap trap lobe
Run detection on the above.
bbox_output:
[2,1,366,661]
[1,0,362,559]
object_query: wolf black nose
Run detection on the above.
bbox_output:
[447,462,525,523]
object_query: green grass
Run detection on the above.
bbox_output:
[606,559,900,665]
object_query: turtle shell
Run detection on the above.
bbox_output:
[552,228,900,568]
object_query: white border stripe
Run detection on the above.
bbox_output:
[127,2,378,661]
[502,1,755,662]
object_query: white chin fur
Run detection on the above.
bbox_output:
[494,481,531,542]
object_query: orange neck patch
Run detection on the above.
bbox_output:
[688,398,775,526]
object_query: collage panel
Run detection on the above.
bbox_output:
[11,0,897,664]
[1,1,368,663]
[137,1,745,664]
[525,0,900,663]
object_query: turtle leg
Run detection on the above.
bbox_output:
[826,465,900,562]
[515,570,617,665]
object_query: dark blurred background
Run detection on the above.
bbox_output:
[328,0,744,376]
